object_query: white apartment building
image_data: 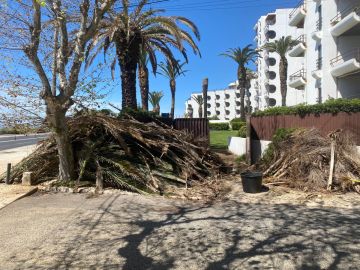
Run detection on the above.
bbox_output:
[252,8,305,111]
[287,0,360,102]
[185,1,360,117]
[185,80,257,120]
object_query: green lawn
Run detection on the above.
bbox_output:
[210,130,238,150]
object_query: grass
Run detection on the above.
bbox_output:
[210,130,238,150]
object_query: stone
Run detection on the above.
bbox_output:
[21,172,34,186]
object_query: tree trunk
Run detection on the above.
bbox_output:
[138,63,149,111]
[47,108,75,181]
[239,67,247,121]
[116,40,139,110]
[202,78,208,119]
[198,106,203,118]
[280,57,288,107]
[170,79,176,119]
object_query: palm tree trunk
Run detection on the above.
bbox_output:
[239,67,247,121]
[202,78,208,119]
[116,43,139,110]
[170,79,176,119]
[280,57,288,107]
[198,106,203,118]
[138,64,149,111]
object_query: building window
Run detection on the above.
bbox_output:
[225,110,230,115]
[207,96,211,101]
[225,94,230,99]
[216,95,220,100]
[216,111,220,115]
[216,103,220,108]
[225,102,230,107]
[207,104,211,108]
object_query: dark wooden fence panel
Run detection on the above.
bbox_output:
[250,112,360,145]
[173,118,209,141]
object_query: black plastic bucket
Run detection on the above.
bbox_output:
[240,172,263,193]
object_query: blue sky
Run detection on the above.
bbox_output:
[106,0,301,116]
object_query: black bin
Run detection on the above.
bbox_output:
[240,172,263,193]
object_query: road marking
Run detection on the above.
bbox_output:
[0,137,47,144]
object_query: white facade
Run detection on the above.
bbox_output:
[252,8,305,111]
[185,1,360,116]
[287,0,360,102]
[185,80,257,120]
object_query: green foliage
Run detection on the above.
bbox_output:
[261,128,297,165]
[235,154,246,164]
[238,125,247,138]
[208,115,220,120]
[118,108,159,123]
[209,122,229,130]
[230,118,242,124]
[231,121,246,131]
[252,98,360,117]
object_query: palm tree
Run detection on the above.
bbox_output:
[221,45,259,120]
[202,78,208,119]
[263,36,298,106]
[158,60,187,119]
[192,95,204,118]
[138,48,150,111]
[86,0,200,110]
[149,91,164,115]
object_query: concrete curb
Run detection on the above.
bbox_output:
[0,187,38,210]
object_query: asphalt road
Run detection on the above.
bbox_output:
[0,134,48,151]
[0,192,359,269]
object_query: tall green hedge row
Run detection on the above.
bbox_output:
[252,98,360,117]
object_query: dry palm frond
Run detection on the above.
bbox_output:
[262,129,360,193]
[4,115,224,194]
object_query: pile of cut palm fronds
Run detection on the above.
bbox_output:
[262,129,360,193]
[5,115,224,194]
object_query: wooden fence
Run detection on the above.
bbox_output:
[173,118,209,141]
[250,112,360,145]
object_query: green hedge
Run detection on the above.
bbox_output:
[252,98,360,117]
[238,125,247,138]
[209,122,229,130]
[231,121,246,131]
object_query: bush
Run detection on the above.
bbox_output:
[231,121,246,131]
[118,108,159,123]
[238,125,247,138]
[209,122,229,130]
[230,118,242,124]
[261,128,297,165]
[252,98,360,117]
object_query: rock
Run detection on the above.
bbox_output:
[22,172,34,186]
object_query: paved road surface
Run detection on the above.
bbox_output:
[0,192,359,269]
[0,134,48,151]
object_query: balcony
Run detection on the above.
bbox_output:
[265,30,276,40]
[311,58,323,79]
[311,20,323,41]
[330,5,360,36]
[289,1,306,28]
[330,48,360,78]
[266,13,276,26]
[289,35,306,57]
[289,69,306,89]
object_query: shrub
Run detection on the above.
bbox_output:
[230,118,242,124]
[252,98,360,117]
[235,154,246,164]
[231,121,246,131]
[209,122,229,130]
[261,128,297,165]
[238,125,247,138]
[118,108,159,123]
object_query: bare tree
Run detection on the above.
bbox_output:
[0,0,116,181]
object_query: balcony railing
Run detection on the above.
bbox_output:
[289,69,306,82]
[331,5,360,25]
[289,0,306,20]
[330,48,360,67]
[316,57,322,70]
[296,34,306,44]
[315,19,322,31]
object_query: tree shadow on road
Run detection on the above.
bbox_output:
[2,193,360,269]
